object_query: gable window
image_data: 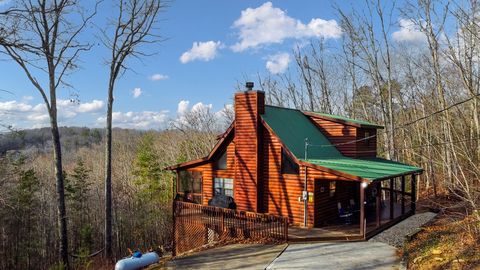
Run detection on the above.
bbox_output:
[177,171,202,203]
[214,178,233,197]
[281,148,299,174]
[214,150,227,170]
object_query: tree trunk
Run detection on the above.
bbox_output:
[49,111,69,267]
[104,82,114,260]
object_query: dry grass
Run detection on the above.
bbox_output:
[403,196,480,270]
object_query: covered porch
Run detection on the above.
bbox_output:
[289,173,418,241]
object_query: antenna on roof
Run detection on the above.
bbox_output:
[245,82,254,91]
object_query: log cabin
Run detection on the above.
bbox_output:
[167,84,423,239]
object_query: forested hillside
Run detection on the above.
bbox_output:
[0,127,106,155]
[0,125,219,269]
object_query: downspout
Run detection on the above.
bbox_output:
[304,138,309,227]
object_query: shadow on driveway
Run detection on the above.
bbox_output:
[163,244,287,270]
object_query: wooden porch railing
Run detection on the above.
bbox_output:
[172,201,288,257]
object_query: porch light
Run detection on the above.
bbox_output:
[361,182,368,188]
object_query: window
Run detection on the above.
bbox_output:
[214,178,233,197]
[281,148,299,174]
[365,131,371,146]
[177,171,202,203]
[329,181,336,197]
[214,150,227,170]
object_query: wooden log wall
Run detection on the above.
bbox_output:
[307,116,377,158]
[355,128,377,158]
[262,127,311,226]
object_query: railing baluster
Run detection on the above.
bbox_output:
[172,201,288,257]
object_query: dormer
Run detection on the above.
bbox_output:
[303,112,383,158]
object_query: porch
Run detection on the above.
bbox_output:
[289,174,418,241]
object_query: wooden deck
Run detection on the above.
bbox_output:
[288,201,413,242]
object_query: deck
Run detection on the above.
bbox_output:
[289,200,413,242]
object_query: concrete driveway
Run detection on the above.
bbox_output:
[267,242,401,270]
[164,244,287,270]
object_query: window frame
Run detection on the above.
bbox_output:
[281,148,299,174]
[177,170,203,203]
[213,177,234,197]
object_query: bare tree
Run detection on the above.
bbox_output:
[0,0,97,267]
[336,0,397,160]
[99,0,164,260]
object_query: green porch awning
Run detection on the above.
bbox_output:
[303,157,423,181]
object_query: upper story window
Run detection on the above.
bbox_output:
[281,148,299,174]
[215,150,227,170]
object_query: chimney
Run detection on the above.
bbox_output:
[234,82,265,212]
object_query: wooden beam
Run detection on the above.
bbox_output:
[376,181,381,227]
[389,178,394,220]
[360,182,366,237]
[411,174,417,213]
[401,176,406,215]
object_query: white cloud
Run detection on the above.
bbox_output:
[266,52,290,74]
[96,110,169,130]
[173,100,233,131]
[231,2,342,52]
[0,98,105,128]
[174,100,214,126]
[0,100,32,112]
[392,18,426,43]
[78,100,104,113]
[191,102,212,113]
[132,87,142,98]
[149,74,169,81]
[177,100,190,115]
[180,41,223,63]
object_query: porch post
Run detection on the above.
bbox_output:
[389,178,394,220]
[359,182,366,237]
[401,176,406,215]
[411,174,416,213]
[376,181,381,227]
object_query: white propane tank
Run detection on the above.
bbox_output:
[115,252,160,270]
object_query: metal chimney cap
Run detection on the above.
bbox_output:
[246,82,254,91]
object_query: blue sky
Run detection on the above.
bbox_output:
[0,0,421,130]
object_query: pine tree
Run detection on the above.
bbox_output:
[133,133,165,204]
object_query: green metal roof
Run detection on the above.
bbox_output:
[261,106,342,159]
[306,111,384,128]
[304,157,422,181]
[261,105,422,181]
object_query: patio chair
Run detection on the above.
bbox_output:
[337,202,353,225]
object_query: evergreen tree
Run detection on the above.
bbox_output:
[133,133,166,204]
[64,159,93,263]
[5,157,40,269]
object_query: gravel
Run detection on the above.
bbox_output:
[368,212,437,248]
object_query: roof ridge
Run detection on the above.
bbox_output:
[265,104,301,112]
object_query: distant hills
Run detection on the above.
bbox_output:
[0,127,147,155]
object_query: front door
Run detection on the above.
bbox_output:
[314,180,338,227]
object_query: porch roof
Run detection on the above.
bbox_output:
[261,105,422,181]
[303,157,423,181]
